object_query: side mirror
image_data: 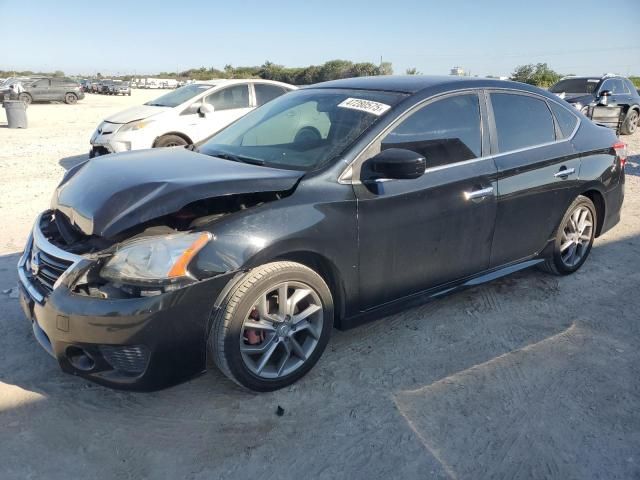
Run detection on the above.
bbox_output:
[199,103,215,117]
[364,148,426,181]
[599,90,612,106]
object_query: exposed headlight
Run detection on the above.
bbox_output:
[100,232,211,285]
[119,118,155,132]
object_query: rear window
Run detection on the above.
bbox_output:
[491,93,556,152]
[550,78,599,94]
[548,101,579,139]
[255,84,288,106]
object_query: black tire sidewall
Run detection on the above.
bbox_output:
[622,109,638,135]
[551,196,596,274]
[65,93,77,104]
[221,267,333,392]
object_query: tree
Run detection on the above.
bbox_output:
[405,67,420,75]
[378,62,393,76]
[510,63,562,88]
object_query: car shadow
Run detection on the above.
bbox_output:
[58,153,89,170]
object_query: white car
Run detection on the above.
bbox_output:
[89,79,296,157]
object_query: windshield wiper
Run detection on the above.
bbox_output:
[145,102,166,107]
[207,150,265,166]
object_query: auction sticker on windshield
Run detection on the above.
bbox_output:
[338,98,391,116]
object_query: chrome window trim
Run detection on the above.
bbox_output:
[339,87,581,184]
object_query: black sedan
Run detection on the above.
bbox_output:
[17,76,625,391]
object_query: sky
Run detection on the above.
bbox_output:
[1,0,638,77]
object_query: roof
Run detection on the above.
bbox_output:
[307,75,525,94]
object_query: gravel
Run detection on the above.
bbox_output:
[0,93,639,480]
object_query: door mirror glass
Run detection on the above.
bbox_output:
[363,148,426,181]
[199,103,215,117]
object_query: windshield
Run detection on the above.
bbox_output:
[550,78,600,94]
[145,83,214,107]
[200,89,405,171]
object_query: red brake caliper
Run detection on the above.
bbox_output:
[244,307,265,345]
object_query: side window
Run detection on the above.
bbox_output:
[548,101,579,139]
[32,79,49,88]
[206,85,250,111]
[255,84,287,106]
[601,79,624,94]
[381,94,482,168]
[624,79,635,94]
[490,93,555,152]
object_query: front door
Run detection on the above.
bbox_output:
[187,84,253,143]
[354,92,498,310]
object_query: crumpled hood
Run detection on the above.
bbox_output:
[104,104,170,124]
[52,148,304,238]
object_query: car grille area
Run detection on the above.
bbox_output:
[26,245,74,294]
[99,345,150,375]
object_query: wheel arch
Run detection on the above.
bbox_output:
[580,188,606,237]
[152,131,194,147]
[272,251,346,328]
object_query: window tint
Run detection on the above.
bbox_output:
[381,94,481,168]
[31,79,49,88]
[548,101,578,139]
[255,84,287,106]
[491,93,555,152]
[601,79,625,94]
[206,85,250,110]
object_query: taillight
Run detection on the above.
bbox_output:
[613,141,627,168]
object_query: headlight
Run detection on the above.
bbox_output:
[573,102,582,111]
[100,232,211,285]
[119,118,155,132]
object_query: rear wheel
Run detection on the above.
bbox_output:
[18,93,32,105]
[539,195,596,275]
[64,93,77,105]
[209,261,333,391]
[154,134,188,148]
[621,109,639,135]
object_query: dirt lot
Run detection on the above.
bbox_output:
[1,93,639,480]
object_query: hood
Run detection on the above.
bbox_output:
[104,104,171,124]
[52,148,304,238]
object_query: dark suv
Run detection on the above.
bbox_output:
[19,77,85,105]
[549,75,640,134]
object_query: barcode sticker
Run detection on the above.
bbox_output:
[337,98,391,116]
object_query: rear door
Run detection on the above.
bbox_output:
[49,79,66,101]
[488,91,580,267]
[354,91,498,309]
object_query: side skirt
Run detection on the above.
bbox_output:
[338,258,544,330]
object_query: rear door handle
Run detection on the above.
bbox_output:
[554,167,576,179]
[464,186,494,200]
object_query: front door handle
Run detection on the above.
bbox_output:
[464,186,494,201]
[554,167,576,179]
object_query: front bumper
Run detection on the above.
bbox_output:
[89,123,150,156]
[17,218,235,391]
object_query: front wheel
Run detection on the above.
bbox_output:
[539,195,596,275]
[620,109,639,135]
[64,93,77,105]
[154,134,188,148]
[209,261,333,391]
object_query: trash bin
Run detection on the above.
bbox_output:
[3,100,28,128]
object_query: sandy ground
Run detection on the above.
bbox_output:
[0,92,639,480]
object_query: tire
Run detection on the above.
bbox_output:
[620,108,639,135]
[154,134,188,148]
[64,93,77,105]
[18,93,32,105]
[209,261,333,391]
[539,195,597,275]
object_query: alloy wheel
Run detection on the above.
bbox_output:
[240,281,323,379]
[627,111,638,133]
[560,206,593,267]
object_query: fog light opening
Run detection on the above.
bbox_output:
[66,346,95,371]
